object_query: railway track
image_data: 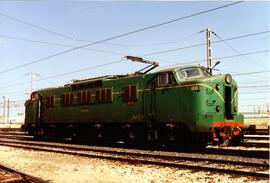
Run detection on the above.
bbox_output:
[0,163,47,183]
[0,129,269,157]
[0,138,268,179]
[244,129,269,135]
[244,135,270,141]
[241,141,269,148]
[241,134,270,148]
[0,133,269,159]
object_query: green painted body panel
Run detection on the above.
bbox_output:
[25,65,244,132]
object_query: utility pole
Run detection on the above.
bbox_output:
[25,72,40,94]
[206,28,212,74]
[2,96,5,123]
[7,99,9,123]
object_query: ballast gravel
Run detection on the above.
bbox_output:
[0,145,267,183]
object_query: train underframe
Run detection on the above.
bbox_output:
[210,126,243,146]
[24,122,243,149]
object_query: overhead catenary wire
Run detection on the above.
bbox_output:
[232,70,270,76]
[1,29,268,75]
[239,91,270,94]
[0,60,123,89]
[127,30,205,47]
[0,35,126,56]
[211,30,265,69]
[1,81,270,96]
[238,79,270,84]
[0,12,130,47]
[0,30,203,56]
[238,97,270,101]
[0,49,268,89]
[0,1,243,74]
[0,62,268,91]
[157,49,270,69]
[0,32,268,88]
[238,85,270,88]
[142,30,269,57]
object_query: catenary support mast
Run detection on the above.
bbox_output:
[206,28,212,74]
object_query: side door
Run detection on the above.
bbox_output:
[143,80,156,121]
[25,92,42,124]
[154,72,178,122]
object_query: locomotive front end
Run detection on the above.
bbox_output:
[208,74,244,145]
[176,66,244,145]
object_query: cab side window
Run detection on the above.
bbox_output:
[158,72,176,86]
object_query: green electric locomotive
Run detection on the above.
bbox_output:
[24,57,244,147]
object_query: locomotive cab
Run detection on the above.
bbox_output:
[168,65,244,145]
[24,92,42,136]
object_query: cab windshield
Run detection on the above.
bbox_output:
[176,67,209,80]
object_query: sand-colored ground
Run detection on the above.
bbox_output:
[244,118,269,129]
[0,123,22,129]
[0,145,267,183]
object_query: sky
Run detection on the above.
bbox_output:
[0,1,269,121]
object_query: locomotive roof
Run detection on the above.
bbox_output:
[156,65,203,73]
[33,64,204,93]
[64,65,204,85]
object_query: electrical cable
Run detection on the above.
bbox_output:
[0,35,126,56]
[232,70,270,76]
[142,30,269,56]
[0,12,130,47]
[0,60,122,89]
[0,1,243,74]
[157,49,270,69]
[211,30,265,69]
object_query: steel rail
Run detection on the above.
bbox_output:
[244,129,270,135]
[0,138,269,164]
[203,147,269,159]
[244,135,270,141]
[0,140,268,179]
[241,142,269,148]
[0,132,269,159]
[0,164,47,183]
[0,139,268,167]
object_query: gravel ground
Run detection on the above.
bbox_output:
[0,146,268,183]
[0,169,22,182]
[0,124,22,129]
[244,118,269,129]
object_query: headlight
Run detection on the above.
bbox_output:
[234,107,238,113]
[216,105,221,112]
[215,84,220,90]
[225,74,232,84]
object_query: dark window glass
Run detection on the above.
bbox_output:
[46,96,50,107]
[82,92,86,104]
[61,95,65,105]
[66,93,70,104]
[123,86,129,102]
[78,93,81,104]
[50,96,54,107]
[70,93,74,104]
[106,88,112,101]
[123,85,137,102]
[46,95,54,108]
[87,91,91,103]
[130,85,137,100]
[101,89,106,102]
[96,90,101,102]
